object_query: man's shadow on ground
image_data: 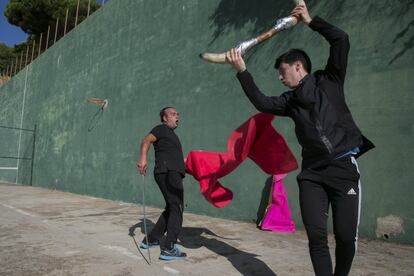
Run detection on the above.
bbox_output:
[129,219,277,276]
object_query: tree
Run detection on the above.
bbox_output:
[0,41,32,74]
[5,0,100,41]
[2,0,100,75]
[0,43,15,73]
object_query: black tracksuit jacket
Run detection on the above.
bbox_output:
[237,16,374,169]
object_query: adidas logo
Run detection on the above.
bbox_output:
[347,188,357,195]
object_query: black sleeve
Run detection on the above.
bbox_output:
[150,125,164,140]
[236,70,290,116]
[309,16,350,84]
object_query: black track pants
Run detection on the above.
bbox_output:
[298,156,361,276]
[147,171,184,249]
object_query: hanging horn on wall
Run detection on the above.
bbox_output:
[87,97,109,109]
[199,0,305,64]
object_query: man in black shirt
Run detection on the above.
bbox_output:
[137,106,186,261]
[226,3,373,276]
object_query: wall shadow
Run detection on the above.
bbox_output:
[256,176,273,226]
[389,19,414,65]
[208,0,317,44]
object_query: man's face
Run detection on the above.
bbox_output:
[278,62,301,89]
[163,108,180,129]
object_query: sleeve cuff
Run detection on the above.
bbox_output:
[308,16,322,30]
[236,69,249,79]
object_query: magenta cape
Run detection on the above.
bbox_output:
[185,113,298,208]
[258,174,295,232]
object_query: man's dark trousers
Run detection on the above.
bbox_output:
[147,170,184,249]
[298,156,361,276]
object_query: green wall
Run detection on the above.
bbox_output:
[1,0,413,245]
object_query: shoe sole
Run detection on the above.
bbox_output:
[159,255,186,261]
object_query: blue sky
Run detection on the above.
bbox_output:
[0,0,28,47]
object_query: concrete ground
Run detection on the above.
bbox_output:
[1,183,413,276]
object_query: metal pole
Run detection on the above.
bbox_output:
[38,33,43,57]
[75,0,80,26]
[141,175,151,263]
[54,17,59,43]
[31,40,36,62]
[29,124,37,186]
[14,57,18,75]
[45,25,50,49]
[87,0,91,16]
[19,51,23,71]
[64,8,69,35]
[25,46,29,67]
[10,60,14,77]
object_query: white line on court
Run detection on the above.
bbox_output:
[1,203,36,217]
[64,250,82,255]
[163,266,180,274]
[16,64,31,184]
[100,244,141,260]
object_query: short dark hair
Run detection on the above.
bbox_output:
[274,49,312,73]
[160,106,174,122]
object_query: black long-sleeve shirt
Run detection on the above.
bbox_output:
[236,16,373,169]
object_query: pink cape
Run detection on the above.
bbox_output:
[258,174,295,232]
[185,113,298,208]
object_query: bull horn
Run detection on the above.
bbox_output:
[200,0,305,64]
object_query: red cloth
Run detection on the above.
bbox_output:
[185,113,298,208]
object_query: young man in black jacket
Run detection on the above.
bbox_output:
[136,107,187,261]
[226,4,373,276]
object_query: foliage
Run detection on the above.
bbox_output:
[5,0,100,39]
[2,0,101,74]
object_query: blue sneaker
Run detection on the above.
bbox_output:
[159,245,187,261]
[139,240,160,249]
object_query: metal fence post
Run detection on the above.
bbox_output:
[54,18,59,44]
[64,8,69,35]
[45,25,50,49]
[25,46,29,67]
[19,52,23,71]
[75,0,80,26]
[38,33,43,57]
[14,57,18,75]
[29,124,37,186]
[31,41,36,62]
[87,0,91,16]
[10,60,14,77]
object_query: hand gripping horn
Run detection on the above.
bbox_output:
[200,0,305,64]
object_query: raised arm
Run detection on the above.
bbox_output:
[136,133,157,176]
[237,70,290,115]
[309,16,350,84]
[226,49,290,116]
